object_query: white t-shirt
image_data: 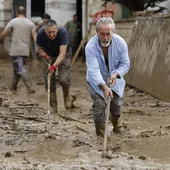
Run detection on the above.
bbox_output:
[5,17,36,56]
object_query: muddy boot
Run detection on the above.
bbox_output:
[50,92,58,114]
[95,122,105,137]
[62,86,75,109]
[111,116,124,134]
[11,74,20,91]
[20,72,35,93]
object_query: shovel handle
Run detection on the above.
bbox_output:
[103,82,112,156]
[47,63,51,115]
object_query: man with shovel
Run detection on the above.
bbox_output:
[85,17,130,137]
[37,20,75,113]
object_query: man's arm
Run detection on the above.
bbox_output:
[0,28,12,43]
[31,28,37,43]
[37,46,51,62]
[53,45,67,68]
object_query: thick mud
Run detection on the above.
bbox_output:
[0,58,170,170]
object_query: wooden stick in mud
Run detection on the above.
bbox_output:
[59,114,87,124]
[102,82,112,159]
[71,31,88,65]
[46,63,51,117]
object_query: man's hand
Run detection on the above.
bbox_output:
[99,84,113,97]
[44,54,52,64]
[48,65,56,76]
[109,72,119,86]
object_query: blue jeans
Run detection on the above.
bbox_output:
[12,56,27,75]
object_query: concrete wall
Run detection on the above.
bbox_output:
[0,0,12,56]
[0,0,12,28]
[115,20,135,44]
[125,16,170,102]
[46,0,76,26]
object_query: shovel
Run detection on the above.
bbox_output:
[102,82,112,158]
[46,63,51,117]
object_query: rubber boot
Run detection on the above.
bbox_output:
[95,122,105,137]
[20,72,35,93]
[50,92,58,114]
[111,116,124,134]
[11,74,20,91]
[62,86,74,109]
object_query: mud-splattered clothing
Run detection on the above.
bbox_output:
[37,26,72,92]
[88,84,122,123]
[85,33,130,126]
[42,53,71,93]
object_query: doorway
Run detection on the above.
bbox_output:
[12,0,26,18]
[31,0,45,17]
[76,0,82,43]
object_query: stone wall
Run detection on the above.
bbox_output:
[125,16,170,102]
[0,0,12,56]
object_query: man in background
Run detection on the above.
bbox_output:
[65,14,81,55]
[37,13,51,31]
[0,6,36,93]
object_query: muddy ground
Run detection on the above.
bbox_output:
[0,57,170,170]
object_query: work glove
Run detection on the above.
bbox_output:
[48,65,56,76]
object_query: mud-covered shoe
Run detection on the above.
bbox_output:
[50,92,58,114]
[95,122,105,137]
[62,86,76,109]
[111,116,124,134]
[11,74,20,92]
[113,124,124,133]
[64,95,76,109]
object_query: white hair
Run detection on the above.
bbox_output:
[96,17,115,32]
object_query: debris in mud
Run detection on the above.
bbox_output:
[110,143,121,152]
[72,139,91,147]
[127,156,134,160]
[59,114,87,124]
[2,100,9,107]
[160,125,170,130]
[0,97,2,106]
[140,130,168,138]
[45,134,57,139]
[75,125,89,133]
[5,151,12,157]
[139,156,146,160]
[122,108,148,116]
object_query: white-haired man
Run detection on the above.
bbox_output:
[85,17,130,137]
